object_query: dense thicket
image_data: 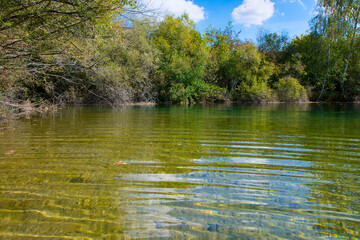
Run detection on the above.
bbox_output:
[1,0,359,107]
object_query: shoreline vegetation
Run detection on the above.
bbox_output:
[1,0,360,120]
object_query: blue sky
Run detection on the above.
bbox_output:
[139,0,317,41]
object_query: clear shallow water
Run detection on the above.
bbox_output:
[0,103,359,239]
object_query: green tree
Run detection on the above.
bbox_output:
[0,0,136,61]
[227,42,275,102]
[203,22,240,88]
[291,31,349,101]
[152,15,225,103]
[0,0,137,104]
[257,29,289,61]
[86,19,160,104]
[312,0,360,100]
[257,30,307,89]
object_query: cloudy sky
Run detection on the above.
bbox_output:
[138,0,316,41]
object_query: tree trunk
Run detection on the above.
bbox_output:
[317,43,331,102]
[339,7,360,99]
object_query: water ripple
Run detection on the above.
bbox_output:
[0,104,359,239]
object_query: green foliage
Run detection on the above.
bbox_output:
[1,0,359,107]
[344,38,360,100]
[0,0,139,105]
[0,0,136,34]
[290,35,325,96]
[203,23,240,87]
[0,70,11,94]
[224,43,275,101]
[236,80,275,102]
[309,0,360,100]
[256,29,308,92]
[87,19,159,104]
[290,33,349,100]
[152,15,210,102]
[169,81,227,103]
[275,77,308,102]
[36,18,160,105]
[0,0,136,63]
[257,29,289,54]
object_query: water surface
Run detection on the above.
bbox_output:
[0,104,359,239]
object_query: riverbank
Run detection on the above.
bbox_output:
[0,100,57,123]
[2,99,360,124]
[0,100,159,123]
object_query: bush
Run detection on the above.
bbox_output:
[235,79,276,102]
[275,77,308,102]
[169,81,227,103]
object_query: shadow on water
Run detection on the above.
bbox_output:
[0,103,359,239]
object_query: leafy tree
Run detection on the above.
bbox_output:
[87,19,160,104]
[311,0,360,100]
[0,0,136,61]
[152,15,225,103]
[227,42,275,101]
[15,18,160,105]
[203,22,240,89]
[346,38,360,99]
[257,30,307,90]
[2,0,359,107]
[0,0,137,104]
[257,29,289,60]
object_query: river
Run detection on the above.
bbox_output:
[0,103,359,239]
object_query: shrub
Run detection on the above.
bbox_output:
[169,81,227,103]
[235,79,276,102]
[275,77,308,102]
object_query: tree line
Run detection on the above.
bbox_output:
[1,0,359,107]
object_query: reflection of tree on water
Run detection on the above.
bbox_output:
[292,104,360,239]
[308,144,360,238]
[119,104,312,238]
[0,107,140,238]
[123,104,360,239]
[1,104,359,239]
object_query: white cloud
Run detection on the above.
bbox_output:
[231,0,275,26]
[138,0,206,23]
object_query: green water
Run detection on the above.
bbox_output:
[0,104,359,239]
